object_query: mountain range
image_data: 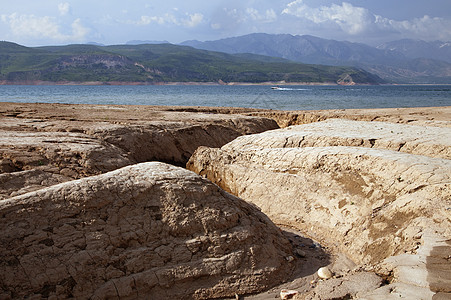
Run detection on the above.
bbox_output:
[0,42,382,85]
[181,33,451,84]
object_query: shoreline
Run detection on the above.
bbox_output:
[0,80,347,86]
[1,102,450,128]
[1,80,450,86]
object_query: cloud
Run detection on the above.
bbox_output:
[134,12,203,28]
[136,14,178,25]
[209,6,278,34]
[282,0,451,41]
[136,15,170,25]
[282,0,373,34]
[246,8,277,23]
[377,15,451,41]
[58,3,71,16]
[211,23,221,30]
[1,13,89,43]
[71,18,90,40]
[182,13,204,28]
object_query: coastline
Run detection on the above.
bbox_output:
[1,80,450,86]
[0,80,368,86]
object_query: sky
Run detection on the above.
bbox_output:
[1,0,451,47]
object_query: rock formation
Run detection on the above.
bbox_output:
[247,106,451,128]
[221,118,450,159]
[188,119,451,298]
[2,103,450,299]
[0,162,294,299]
[0,103,278,199]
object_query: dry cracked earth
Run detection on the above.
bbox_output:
[0,102,450,299]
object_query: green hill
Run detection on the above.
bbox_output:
[0,42,384,84]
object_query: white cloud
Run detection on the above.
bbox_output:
[71,18,90,40]
[379,15,451,40]
[136,15,166,25]
[211,23,221,30]
[182,13,204,28]
[1,13,89,43]
[58,3,70,16]
[2,13,63,39]
[282,1,373,35]
[246,8,277,23]
[134,12,203,28]
[135,13,180,26]
[282,0,451,41]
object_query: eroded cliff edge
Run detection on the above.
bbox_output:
[0,102,279,199]
[188,117,451,299]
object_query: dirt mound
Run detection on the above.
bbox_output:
[0,162,294,299]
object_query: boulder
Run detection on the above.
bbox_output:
[0,162,294,299]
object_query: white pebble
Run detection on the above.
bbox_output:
[285,256,295,262]
[317,266,333,279]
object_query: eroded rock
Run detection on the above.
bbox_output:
[0,162,294,299]
[0,130,134,176]
[223,119,451,159]
[187,119,451,298]
[189,145,451,264]
[0,169,72,199]
[0,104,278,199]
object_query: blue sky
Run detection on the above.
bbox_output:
[1,0,451,46]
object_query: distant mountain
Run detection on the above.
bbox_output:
[181,33,451,83]
[0,42,383,84]
[126,40,170,45]
[87,42,106,46]
[377,39,451,63]
[183,34,402,66]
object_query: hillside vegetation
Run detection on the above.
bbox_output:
[0,41,383,84]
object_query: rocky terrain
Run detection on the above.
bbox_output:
[188,118,451,299]
[0,102,278,199]
[1,103,450,299]
[0,162,294,299]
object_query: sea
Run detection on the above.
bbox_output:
[1,84,450,110]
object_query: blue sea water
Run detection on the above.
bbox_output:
[0,85,450,110]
